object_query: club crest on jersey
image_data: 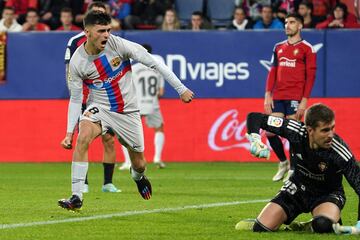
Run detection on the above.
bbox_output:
[267,116,283,128]
[111,57,121,67]
[92,79,104,88]
[318,162,327,172]
[293,49,299,56]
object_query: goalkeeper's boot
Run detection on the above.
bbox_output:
[284,220,313,232]
[135,175,152,200]
[58,195,83,211]
[235,219,256,231]
[272,161,290,182]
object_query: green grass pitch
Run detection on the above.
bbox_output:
[0,162,358,239]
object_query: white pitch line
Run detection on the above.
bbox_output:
[0,199,269,230]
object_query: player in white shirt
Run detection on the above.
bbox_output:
[119,44,166,170]
[58,11,194,211]
[61,2,121,194]
[0,7,22,32]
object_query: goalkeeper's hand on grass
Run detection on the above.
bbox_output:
[245,133,270,160]
[333,221,360,235]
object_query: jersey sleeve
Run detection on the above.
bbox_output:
[247,112,305,142]
[302,46,317,98]
[66,62,83,133]
[333,137,360,196]
[112,35,188,95]
[265,46,278,93]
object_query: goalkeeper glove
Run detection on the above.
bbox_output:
[333,221,360,235]
[246,133,270,160]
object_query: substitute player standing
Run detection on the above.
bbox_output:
[61,2,121,193]
[236,103,360,233]
[119,44,166,170]
[264,13,317,182]
[58,11,194,210]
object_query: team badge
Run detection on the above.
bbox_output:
[318,162,327,172]
[92,79,104,88]
[293,49,299,56]
[267,116,283,128]
[111,57,121,67]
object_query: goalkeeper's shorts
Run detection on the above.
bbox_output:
[271,181,346,225]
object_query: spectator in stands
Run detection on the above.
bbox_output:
[22,8,50,31]
[298,1,317,28]
[124,0,172,29]
[274,8,288,24]
[108,0,132,23]
[104,2,122,31]
[0,6,22,32]
[188,11,213,30]
[309,0,336,22]
[272,0,295,15]
[56,7,82,31]
[253,5,284,29]
[316,2,360,29]
[38,0,71,30]
[236,0,271,21]
[5,0,38,24]
[227,6,253,30]
[160,8,180,31]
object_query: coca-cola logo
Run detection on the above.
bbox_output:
[208,109,289,151]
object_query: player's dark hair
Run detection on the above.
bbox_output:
[26,8,38,16]
[88,1,107,12]
[286,12,304,25]
[142,44,152,54]
[333,2,348,19]
[61,7,73,14]
[299,1,314,12]
[192,11,203,18]
[83,10,111,27]
[3,6,15,12]
[305,103,335,129]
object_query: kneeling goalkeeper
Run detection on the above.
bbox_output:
[236,103,360,234]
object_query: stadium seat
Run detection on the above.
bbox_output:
[175,0,204,27]
[206,0,235,28]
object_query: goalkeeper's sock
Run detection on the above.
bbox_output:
[267,135,287,162]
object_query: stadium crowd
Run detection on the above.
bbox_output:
[0,0,359,32]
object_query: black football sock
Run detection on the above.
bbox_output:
[103,163,115,185]
[267,135,287,162]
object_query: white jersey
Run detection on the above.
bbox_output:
[132,59,165,115]
[67,34,187,133]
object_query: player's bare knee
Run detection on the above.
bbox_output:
[311,216,334,233]
[76,134,92,149]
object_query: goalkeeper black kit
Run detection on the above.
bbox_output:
[247,112,360,221]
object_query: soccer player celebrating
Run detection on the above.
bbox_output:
[119,44,166,170]
[61,2,120,193]
[58,10,193,211]
[236,103,360,233]
[264,13,316,182]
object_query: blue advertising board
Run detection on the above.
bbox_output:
[0,30,357,99]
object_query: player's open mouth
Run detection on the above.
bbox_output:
[101,40,107,46]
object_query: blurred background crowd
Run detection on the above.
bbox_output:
[0,0,359,33]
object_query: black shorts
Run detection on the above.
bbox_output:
[271,180,346,224]
[272,100,300,116]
